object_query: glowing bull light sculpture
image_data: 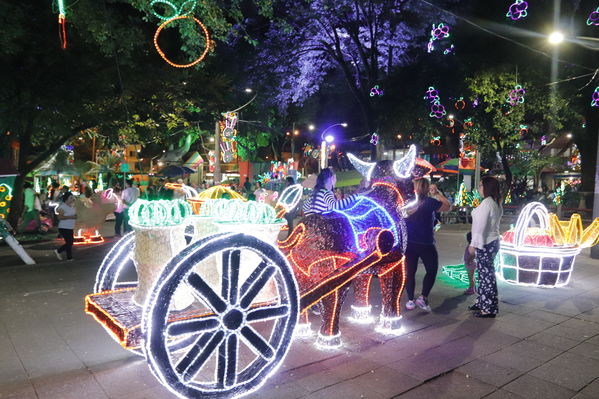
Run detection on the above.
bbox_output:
[279,146,418,345]
[498,202,599,288]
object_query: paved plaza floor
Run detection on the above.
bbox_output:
[0,222,598,399]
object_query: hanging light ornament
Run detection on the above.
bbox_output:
[153,16,210,68]
[506,84,526,106]
[587,7,599,26]
[591,87,599,107]
[507,0,528,21]
[56,0,67,49]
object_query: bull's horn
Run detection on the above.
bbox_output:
[393,145,417,178]
[347,153,376,181]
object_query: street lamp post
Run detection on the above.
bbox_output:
[319,123,347,171]
[214,89,257,184]
[548,31,599,259]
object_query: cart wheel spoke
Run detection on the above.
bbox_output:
[177,330,225,383]
[187,272,227,314]
[221,250,240,305]
[217,333,238,388]
[239,265,276,309]
[240,325,274,359]
[167,317,220,337]
[246,305,289,322]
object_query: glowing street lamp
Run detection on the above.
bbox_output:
[548,31,564,45]
[319,123,348,171]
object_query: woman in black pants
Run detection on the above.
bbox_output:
[405,178,451,312]
[54,192,77,261]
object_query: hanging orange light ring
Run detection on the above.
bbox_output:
[153,15,210,68]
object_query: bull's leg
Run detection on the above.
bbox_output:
[295,273,313,337]
[316,283,350,349]
[376,262,406,335]
[349,274,374,324]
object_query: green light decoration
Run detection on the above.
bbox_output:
[128,199,192,227]
[98,174,105,191]
[56,0,66,15]
[441,264,477,285]
[150,0,196,20]
[0,183,14,220]
[553,186,565,205]
[454,182,482,208]
[199,199,282,224]
[504,190,512,204]
[34,177,41,193]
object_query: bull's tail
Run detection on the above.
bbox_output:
[278,222,305,251]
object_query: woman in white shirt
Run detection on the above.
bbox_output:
[54,192,77,261]
[468,176,503,318]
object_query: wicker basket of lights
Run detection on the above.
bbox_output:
[498,202,599,288]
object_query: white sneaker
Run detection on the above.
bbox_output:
[54,249,63,261]
[415,296,431,312]
[405,300,416,310]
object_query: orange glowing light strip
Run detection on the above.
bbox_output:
[299,229,390,312]
[153,16,210,68]
[395,260,407,316]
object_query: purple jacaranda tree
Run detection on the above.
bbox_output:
[251,0,457,146]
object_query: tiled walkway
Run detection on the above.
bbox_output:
[1,223,598,398]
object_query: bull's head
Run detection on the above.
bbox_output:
[347,145,416,182]
[347,145,418,208]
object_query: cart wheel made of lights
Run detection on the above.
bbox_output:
[143,232,299,399]
[94,232,137,293]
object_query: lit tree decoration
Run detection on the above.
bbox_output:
[506,0,528,21]
[504,190,512,204]
[370,133,379,145]
[587,7,599,26]
[506,84,526,106]
[591,87,599,107]
[369,85,384,97]
[426,23,450,53]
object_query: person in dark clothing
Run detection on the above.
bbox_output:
[404,178,451,312]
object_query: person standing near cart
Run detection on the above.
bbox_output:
[54,192,77,261]
[468,176,503,318]
[122,179,139,233]
[404,179,451,312]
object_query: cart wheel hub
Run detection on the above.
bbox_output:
[223,309,244,330]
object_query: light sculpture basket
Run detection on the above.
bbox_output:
[497,202,581,288]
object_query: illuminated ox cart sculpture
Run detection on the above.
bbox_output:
[84,176,400,398]
[498,202,599,288]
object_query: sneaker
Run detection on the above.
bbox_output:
[54,249,63,261]
[415,296,431,312]
[463,287,476,295]
[405,300,416,310]
[66,258,74,262]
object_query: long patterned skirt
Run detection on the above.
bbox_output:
[476,239,500,315]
